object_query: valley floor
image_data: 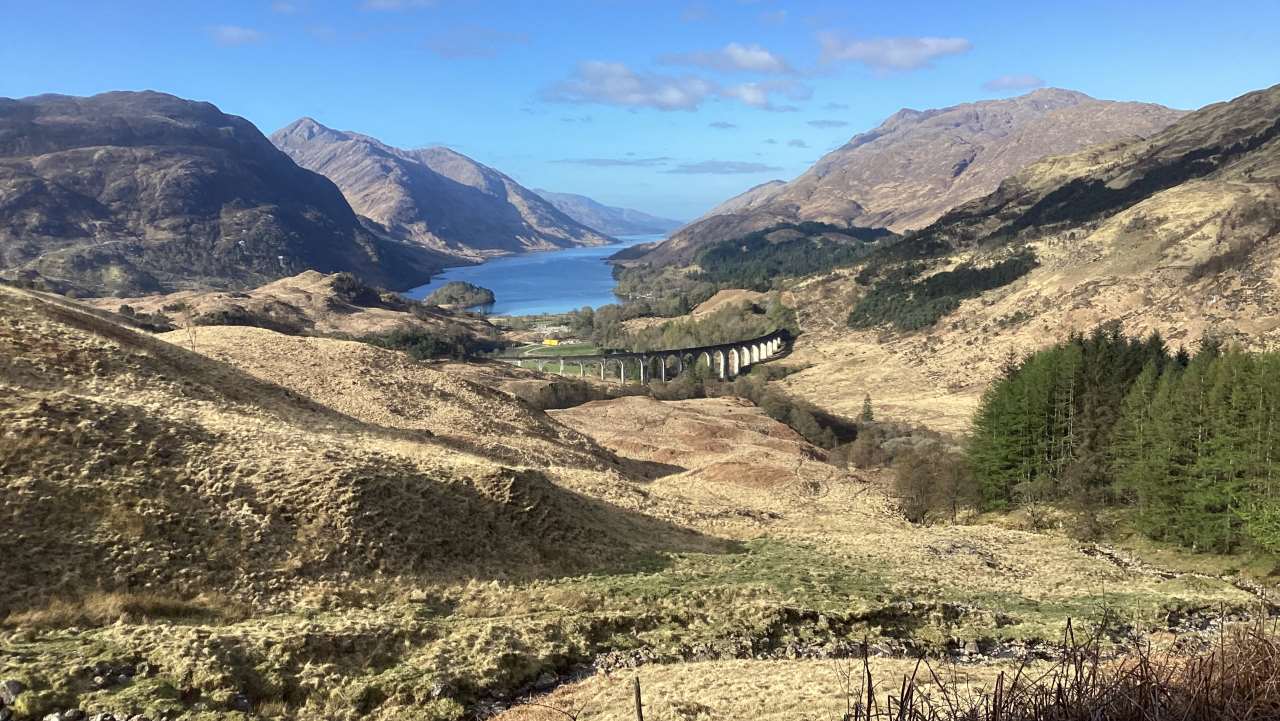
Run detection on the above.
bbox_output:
[0,285,1269,721]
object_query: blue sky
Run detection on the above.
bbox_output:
[4,0,1278,220]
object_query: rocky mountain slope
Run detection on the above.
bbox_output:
[533,189,682,236]
[775,83,1280,431]
[694,179,788,221]
[0,91,444,296]
[640,89,1185,265]
[271,118,613,259]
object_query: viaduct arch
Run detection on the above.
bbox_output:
[508,329,790,385]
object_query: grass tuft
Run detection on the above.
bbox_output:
[4,591,249,629]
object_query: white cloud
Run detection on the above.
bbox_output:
[818,33,972,71]
[544,62,809,112]
[721,79,810,111]
[209,25,264,46]
[271,1,299,13]
[543,61,716,111]
[660,42,792,74]
[983,73,1046,92]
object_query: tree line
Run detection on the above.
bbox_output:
[848,250,1038,332]
[968,323,1280,553]
[692,222,894,291]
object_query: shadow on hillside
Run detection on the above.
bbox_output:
[4,287,739,597]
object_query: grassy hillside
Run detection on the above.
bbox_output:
[1,287,1263,720]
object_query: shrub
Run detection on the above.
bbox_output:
[423,281,496,308]
[891,447,976,524]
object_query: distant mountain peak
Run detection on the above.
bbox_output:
[271,119,612,257]
[533,189,682,236]
[639,89,1186,265]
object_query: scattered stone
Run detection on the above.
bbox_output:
[229,693,252,712]
[0,680,24,706]
[533,672,557,691]
[63,711,86,721]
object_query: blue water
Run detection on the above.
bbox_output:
[407,234,662,316]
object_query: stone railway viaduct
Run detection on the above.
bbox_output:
[505,329,790,384]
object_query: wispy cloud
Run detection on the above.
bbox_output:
[721,79,811,111]
[759,9,787,26]
[807,119,848,128]
[659,42,792,74]
[209,25,264,47]
[425,26,529,58]
[983,73,1046,92]
[680,2,711,22]
[823,101,850,111]
[709,121,738,129]
[554,156,674,167]
[763,138,778,145]
[818,33,972,71]
[272,1,300,13]
[788,139,808,148]
[543,61,715,111]
[544,61,810,112]
[665,160,783,175]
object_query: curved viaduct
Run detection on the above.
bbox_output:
[506,329,790,384]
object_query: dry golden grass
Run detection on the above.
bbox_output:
[3,591,247,629]
[0,282,1269,720]
[498,658,1025,721]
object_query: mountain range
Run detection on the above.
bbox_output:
[533,188,683,236]
[271,118,613,259]
[0,91,446,296]
[774,82,1280,431]
[640,88,1187,265]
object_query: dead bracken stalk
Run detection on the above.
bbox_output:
[829,618,1280,720]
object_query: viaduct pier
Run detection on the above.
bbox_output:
[503,329,790,384]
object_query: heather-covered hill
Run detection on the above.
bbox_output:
[0,92,444,296]
[775,84,1280,431]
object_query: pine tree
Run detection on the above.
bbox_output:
[861,393,875,422]
[1111,360,1161,508]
